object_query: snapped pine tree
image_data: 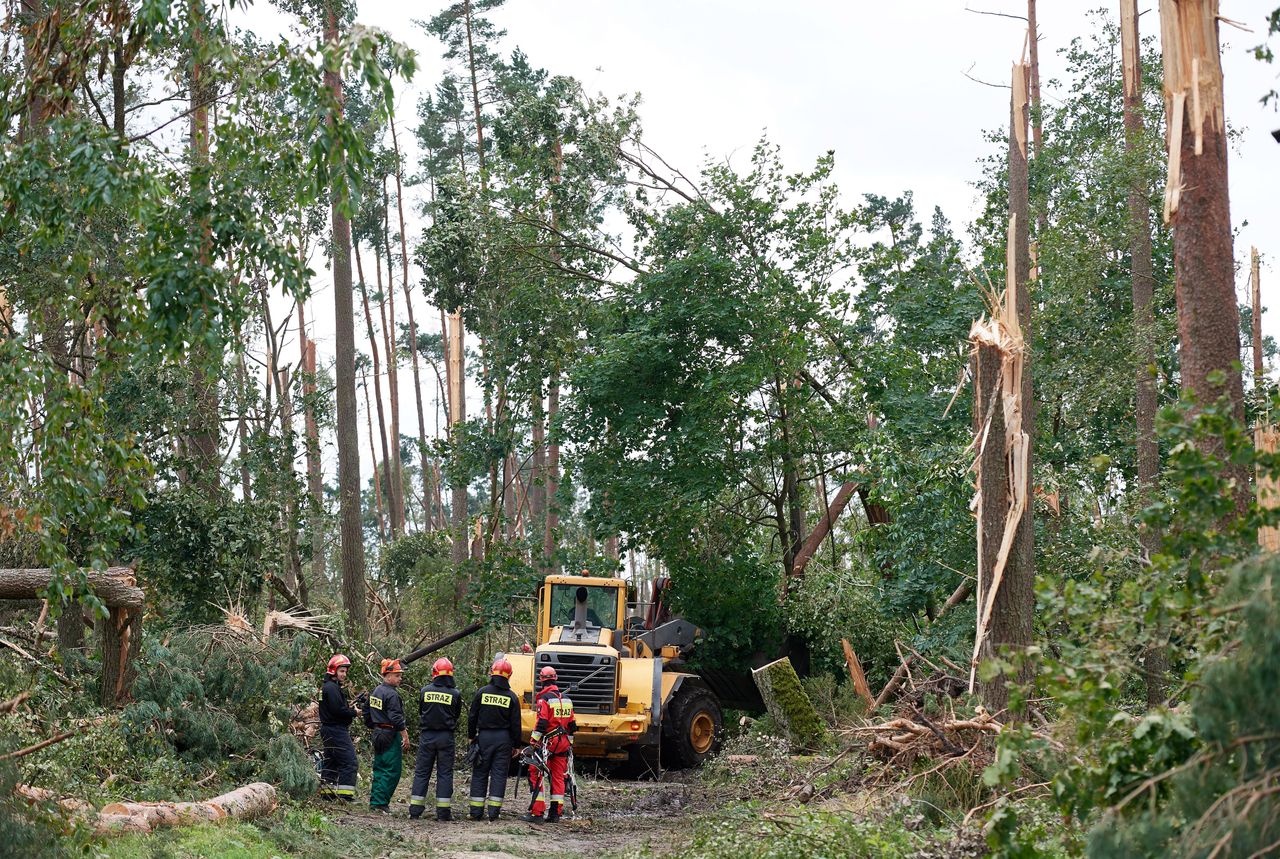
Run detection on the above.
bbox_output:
[1159,0,1248,514]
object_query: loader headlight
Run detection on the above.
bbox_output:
[631,721,641,731]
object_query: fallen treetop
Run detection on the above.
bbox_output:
[0,568,144,609]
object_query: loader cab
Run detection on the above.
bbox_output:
[536,575,626,647]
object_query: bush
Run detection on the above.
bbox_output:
[265,735,319,799]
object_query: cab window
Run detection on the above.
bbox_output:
[548,585,619,629]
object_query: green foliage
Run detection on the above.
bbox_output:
[670,546,782,670]
[126,488,273,624]
[265,735,320,800]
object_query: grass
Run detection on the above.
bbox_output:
[94,805,431,859]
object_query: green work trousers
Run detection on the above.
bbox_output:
[370,735,403,809]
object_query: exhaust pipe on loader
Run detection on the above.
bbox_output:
[573,586,589,631]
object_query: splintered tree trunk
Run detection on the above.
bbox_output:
[298,307,325,583]
[543,371,561,573]
[99,605,142,708]
[970,63,1036,713]
[1159,0,1248,514]
[325,0,367,637]
[750,657,826,750]
[1122,0,1167,709]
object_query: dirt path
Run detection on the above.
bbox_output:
[324,772,700,859]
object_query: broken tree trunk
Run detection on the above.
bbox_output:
[964,60,1037,714]
[0,567,143,607]
[751,657,826,750]
[1159,0,1249,515]
[791,481,858,578]
[841,639,873,707]
[1253,246,1264,389]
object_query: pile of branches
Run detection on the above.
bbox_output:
[857,708,1001,763]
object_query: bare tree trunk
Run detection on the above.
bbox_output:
[390,120,432,533]
[1252,247,1264,388]
[354,241,395,539]
[380,178,405,536]
[187,0,219,499]
[530,387,546,539]
[298,305,325,583]
[543,370,561,574]
[1159,0,1248,514]
[1122,0,1167,709]
[278,367,300,594]
[448,310,468,574]
[362,365,388,543]
[325,0,367,637]
[1027,0,1043,156]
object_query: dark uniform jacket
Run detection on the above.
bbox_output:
[319,674,358,727]
[417,676,462,732]
[469,675,522,745]
[364,682,406,731]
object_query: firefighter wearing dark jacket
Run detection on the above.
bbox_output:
[364,658,410,812]
[522,665,576,823]
[409,657,462,820]
[467,657,522,821]
[318,654,359,801]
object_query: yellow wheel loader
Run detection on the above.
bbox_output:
[505,574,723,768]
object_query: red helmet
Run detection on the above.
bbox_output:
[539,665,558,682]
[380,658,403,676]
[327,654,351,674]
[432,657,454,677]
[490,658,513,678]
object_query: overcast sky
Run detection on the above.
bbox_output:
[259,0,1280,483]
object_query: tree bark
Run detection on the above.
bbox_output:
[448,310,468,573]
[325,0,367,637]
[390,118,432,533]
[1252,246,1264,388]
[361,364,388,543]
[1122,0,1167,709]
[791,481,858,578]
[0,568,143,607]
[380,177,405,536]
[354,241,395,538]
[1027,0,1043,156]
[1159,0,1248,514]
[298,308,325,583]
[187,0,220,499]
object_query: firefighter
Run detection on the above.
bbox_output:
[364,658,410,813]
[467,657,521,821]
[522,665,576,824]
[318,654,359,802]
[409,657,462,821]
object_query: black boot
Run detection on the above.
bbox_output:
[437,807,452,822]
[486,806,501,822]
[409,809,423,821]
[520,812,543,824]
[469,808,484,821]
[546,802,561,824]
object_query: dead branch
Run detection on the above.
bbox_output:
[1,729,76,760]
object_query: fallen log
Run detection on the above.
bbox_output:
[0,568,143,609]
[401,621,483,666]
[751,657,826,751]
[98,783,278,833]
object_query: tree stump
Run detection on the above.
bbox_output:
[751,657,826,750]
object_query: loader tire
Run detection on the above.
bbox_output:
[662,684,722,768]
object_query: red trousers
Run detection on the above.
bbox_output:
[528,752,568,816]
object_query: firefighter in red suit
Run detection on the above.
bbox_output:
[521,665,576,823]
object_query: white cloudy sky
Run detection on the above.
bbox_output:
[252,0,1280,479]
